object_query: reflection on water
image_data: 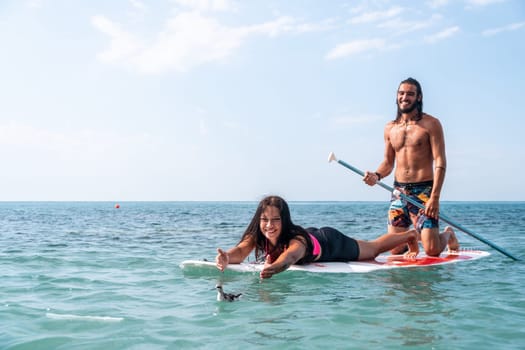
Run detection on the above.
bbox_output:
[253,277,298,304]
[376,267,455,347]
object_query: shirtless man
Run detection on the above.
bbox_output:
[363,77,459,256]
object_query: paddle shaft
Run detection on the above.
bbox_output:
[334,157,520,261]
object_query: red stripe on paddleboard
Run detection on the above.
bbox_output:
[384,254,472,266]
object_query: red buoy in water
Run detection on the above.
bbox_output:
[115,203,120,209]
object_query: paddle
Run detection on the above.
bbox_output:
[328,152,520,261]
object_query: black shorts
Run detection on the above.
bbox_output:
[306,227,360,262]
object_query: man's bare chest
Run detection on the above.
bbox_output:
[389,125,429,151]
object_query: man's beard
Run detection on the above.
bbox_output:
[398,101,418,114]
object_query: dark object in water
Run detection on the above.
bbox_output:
[216,285,242,302]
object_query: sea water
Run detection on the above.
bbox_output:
[1,201,524,349]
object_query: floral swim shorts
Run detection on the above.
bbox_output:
[388,180,439,231]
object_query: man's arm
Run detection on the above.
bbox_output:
[364,123,396,185]
[426,118,447,218]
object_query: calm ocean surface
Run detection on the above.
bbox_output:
[1,201,524,349]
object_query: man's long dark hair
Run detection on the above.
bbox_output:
[238,195,311,261]
[395,77,423,122]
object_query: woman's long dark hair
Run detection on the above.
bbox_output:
[238,195,312,262]
[395,77,423,122]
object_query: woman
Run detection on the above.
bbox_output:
[216,195,420,279]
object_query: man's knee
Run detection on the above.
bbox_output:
[424,246,442,257]
[421,229,441,256]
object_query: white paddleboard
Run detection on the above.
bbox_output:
[180,250,490,274]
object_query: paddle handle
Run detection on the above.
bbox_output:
[328,152,520,261]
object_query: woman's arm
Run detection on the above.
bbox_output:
[216,238,254,271]
[260,238,307,279]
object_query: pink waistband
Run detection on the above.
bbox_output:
[309,233,321,256]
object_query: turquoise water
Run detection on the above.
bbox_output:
[1,201,524,349]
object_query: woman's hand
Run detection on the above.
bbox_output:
[260,255,286,279]
[259,238,306,279]
[215,248,229,271]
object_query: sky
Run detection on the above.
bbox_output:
[0,0,524,201]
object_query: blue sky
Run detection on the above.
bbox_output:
[0,0,524,201]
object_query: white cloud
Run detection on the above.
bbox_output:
[171,0,236,12]
[132,11,245,73]
[294,18,339,33]
[378,14,442,35]
[92,15,144,63]
[465,0,505,6]
[424,26,460,43]
[427,0,451,8]
[325,39,387,60]
[26,0,43,9]
[129,0,146,11]
[482,21,525,36]
[244,15,296,37]
[348,6,404,25]
[93,10,310,74]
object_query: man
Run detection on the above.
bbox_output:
[363,77,459,256]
